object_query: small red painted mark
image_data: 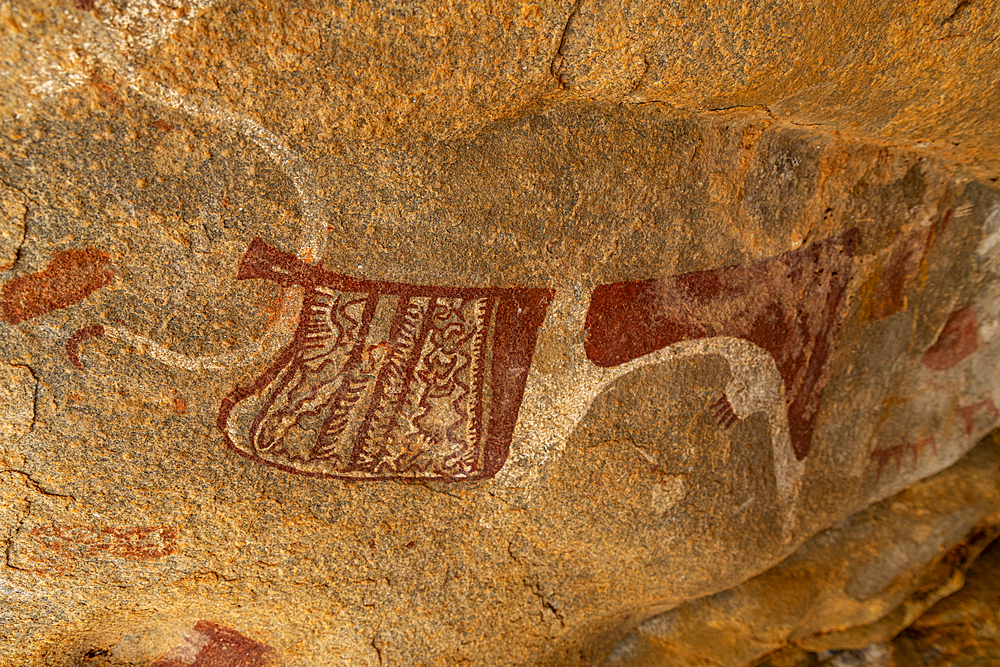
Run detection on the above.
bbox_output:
[29,525,177,561]
[66,324,105,369]
[585,229,859,461]
[173,396,189,414]
[956,396,999,435]
[93,79,127,114]
[0,248,113,324]
[151,621,275,667]
[869,227,932,320]
[922,306,979,371]
[405,541,416,549]
[152,119,174,133]
[872,437,936,483]
[72,0,95,10]
[711,394,739,430]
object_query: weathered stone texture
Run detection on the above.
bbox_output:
[1,1,999,665]
[602,434,1000,667]
[894,533,1000,666]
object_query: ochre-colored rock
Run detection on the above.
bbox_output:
[602,434,1000,666]
[2,1,1000,665]
[893,534,1000,666]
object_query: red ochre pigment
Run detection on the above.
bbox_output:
[957,396,999,434]
[0,248,113,324]
[219,238,553,482]
[871,437,937,482]
[28,525,177,561]
[151,621,274,667]
[585,229,860,461]
[922,305,979,371]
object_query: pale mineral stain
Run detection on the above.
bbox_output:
[651,475,687,517]
[0,364,35,446]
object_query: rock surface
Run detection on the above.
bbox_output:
[601,432,1000,667]
[1,1,1000,665]
[735,531,1000,667]
[893,531,1000,666]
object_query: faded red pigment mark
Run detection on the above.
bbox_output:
[72,0,95,10]
[66,324,105,369]
[173,396,189,414]
[922,305,979,371]
[152,119,174,132]
[711,394,739,430]
[29,525,177,561]
[218,238,553,482]
[151,621,275,667]
[868,228,931,320]
[0,248,113,324]
[93,79,127,114]
[585,229,859,460]
[867,210,952,321]
[872,437,937,482]
[956,396,999,435]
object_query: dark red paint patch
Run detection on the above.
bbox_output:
[869,227,931,320]
[72,0,95,10]
[585,229,859,460]
[922,306,979,371]
[151,621,274,667]
[871,437,937,483]
[0,248,113,324]
[956,396,999,435]
[66,324,105,369]
[29,525,177,561]
[711,394,739,429]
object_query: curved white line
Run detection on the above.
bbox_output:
[74,33,330,372]
[102,286,303,372]
[127,78,328,263]
[496,287,803,536]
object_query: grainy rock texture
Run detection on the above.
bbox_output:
[893,533,1000,666]
[601,433,1000,667]
[1,1,1000,665]
[740,532,1000,667]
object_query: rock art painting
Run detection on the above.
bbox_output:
[15,525,176,573]
[867,297,1000,486]
[28,525,177,561]
[921,305,979,371]
[0,248,113,324]
[216,230,857,486]
[871,437,937,482]
[66,325,106,370]
[36,71,865,500]
[866,220,939,321]
[585,229,860,461]
[957,396,999,435]
[499,230,861,535]
[150,621,275,667]
[218,239,553,481]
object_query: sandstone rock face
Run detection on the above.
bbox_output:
[601,434,1000,667]
[1,1,999,665]
[894,531,1000,666]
